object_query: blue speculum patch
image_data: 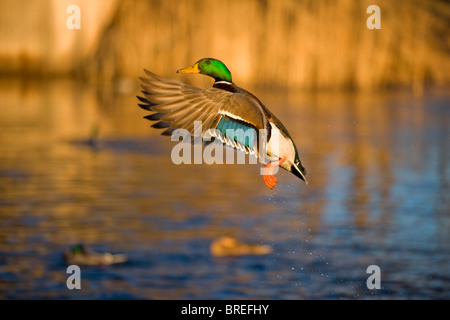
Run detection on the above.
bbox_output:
[217,117,256,149]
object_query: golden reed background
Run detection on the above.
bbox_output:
[0,0,449,91]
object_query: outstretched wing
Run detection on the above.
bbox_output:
[137,70,268,155]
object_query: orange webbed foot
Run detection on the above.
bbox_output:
[263,169,278,189]
[262,156,287,189]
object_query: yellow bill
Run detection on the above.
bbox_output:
[177,63,200,74]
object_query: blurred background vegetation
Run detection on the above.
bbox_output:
[1,0,449,299]
[0,0,449,93]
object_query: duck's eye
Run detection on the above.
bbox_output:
[205,60,211,65]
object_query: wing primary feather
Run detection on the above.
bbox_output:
[144,113,165,121]
[149,99,187,112]
[151,121,171,129]
[137,95,154,105]
[138,103,153,111]
[161,127,175,136]
[159,103,198,123]
[170,106,208,130]
[143,70,181,86]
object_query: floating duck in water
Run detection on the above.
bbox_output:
[137,58,307,189]
[64,244,127,267]
[210,236,272,257]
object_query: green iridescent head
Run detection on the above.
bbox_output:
[177,58,232,82]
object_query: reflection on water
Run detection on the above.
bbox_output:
[0,79,449,299]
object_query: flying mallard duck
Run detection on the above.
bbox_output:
[137,58,307,189]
